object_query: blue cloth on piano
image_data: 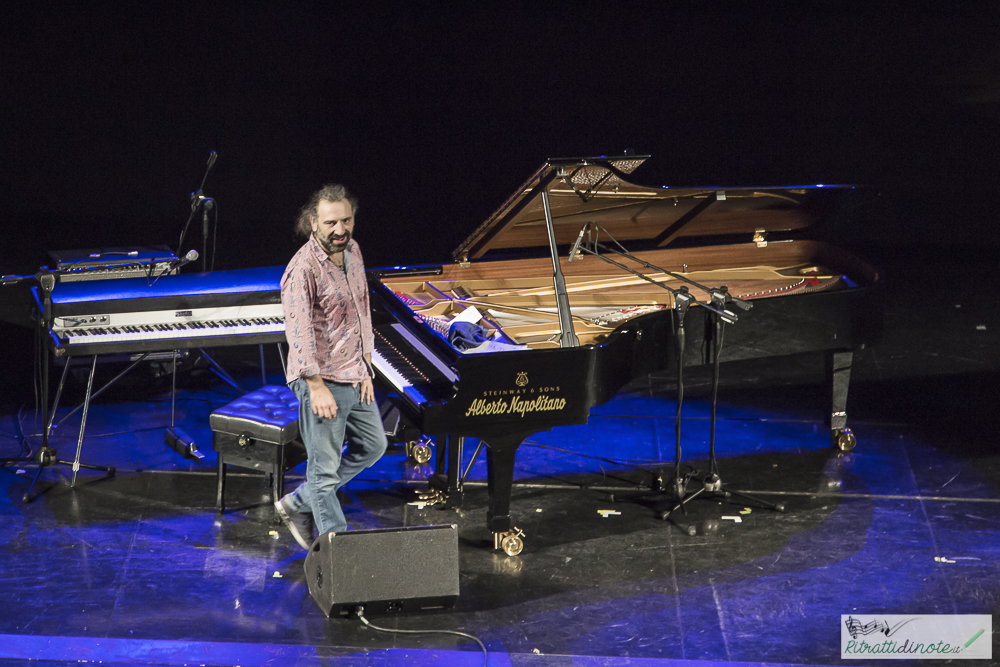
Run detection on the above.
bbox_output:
[447,321,491,351]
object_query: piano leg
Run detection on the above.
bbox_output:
[61,356,116,487]
[827,349,857,451]
[485,434,530,556]
[47,360,72,437]
[23,354,122,503]
[429,434,465,503]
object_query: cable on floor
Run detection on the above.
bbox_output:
[354,606,488,667]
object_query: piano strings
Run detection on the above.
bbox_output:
[380,262,847,349]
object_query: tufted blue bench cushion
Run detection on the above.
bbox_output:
[210,385,306,513]
[209,384,300,445]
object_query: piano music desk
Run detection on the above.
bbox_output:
[209,385,306,513]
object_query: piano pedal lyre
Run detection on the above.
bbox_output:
[831,427,856,452]
[405,438,433,464]
[494,527,525,557]
[416,488,445,505]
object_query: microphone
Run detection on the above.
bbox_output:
[175,249,199,268]
[189,152,217,210]
[568,222,591,262]
[190,193,215,210]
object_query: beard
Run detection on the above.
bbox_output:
[315,230,352,255]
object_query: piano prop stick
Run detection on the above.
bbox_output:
[367,155,882,553]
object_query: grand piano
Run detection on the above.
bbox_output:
[367,155,882,555]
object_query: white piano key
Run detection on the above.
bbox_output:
[371,348,429,406]
[390,324,458,383]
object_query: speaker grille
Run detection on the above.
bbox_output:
[304,524,459,616]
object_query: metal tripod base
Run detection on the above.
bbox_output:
[21,445,116,504]
[662,472,785,535]
[24,354,118,503]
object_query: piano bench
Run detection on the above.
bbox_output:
[209,385,307,514]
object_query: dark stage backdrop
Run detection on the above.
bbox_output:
[1,4,998,400]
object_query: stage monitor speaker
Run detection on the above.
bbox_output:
[304,524,459,617]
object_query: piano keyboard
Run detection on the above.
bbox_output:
[60,317,284,346]
[51,303,286,355]
[372,323,456,408]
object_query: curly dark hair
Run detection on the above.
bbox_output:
[294,184,359,239]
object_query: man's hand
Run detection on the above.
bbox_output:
[360,376,375,405]
[306,376,338,419]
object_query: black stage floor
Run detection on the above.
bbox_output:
[1,249,998,666]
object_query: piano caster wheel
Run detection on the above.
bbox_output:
[412,444,432,464]
[831,428,856,452]
[406,439,433,465]
[494,527,525,556]
[501,534,523,557]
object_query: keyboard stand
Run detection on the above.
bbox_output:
[18,276,116,503]
[27,340,287,502]
[22,354,117,503]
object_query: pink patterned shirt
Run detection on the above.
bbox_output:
[281,236,374,384]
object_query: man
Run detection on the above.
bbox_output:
[274,183,387,549]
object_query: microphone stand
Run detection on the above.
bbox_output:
[177,151,217,260]
[201,199,214,273]
[572,243,730,532]
[575,226,784,533]
[661,288,786,531]
[0,269,117,502]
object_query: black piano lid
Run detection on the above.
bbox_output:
[452,155,853,262]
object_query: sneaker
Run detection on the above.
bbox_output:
[274,495,314,549]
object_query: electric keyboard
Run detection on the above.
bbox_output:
[46,266,287,357]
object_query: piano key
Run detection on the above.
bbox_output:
[371,348,429,407]
[62,318,285,346]
[389,323,458,383]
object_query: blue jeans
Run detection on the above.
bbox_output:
[285,378,387,534]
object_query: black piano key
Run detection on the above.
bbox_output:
[372,325,454,401]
